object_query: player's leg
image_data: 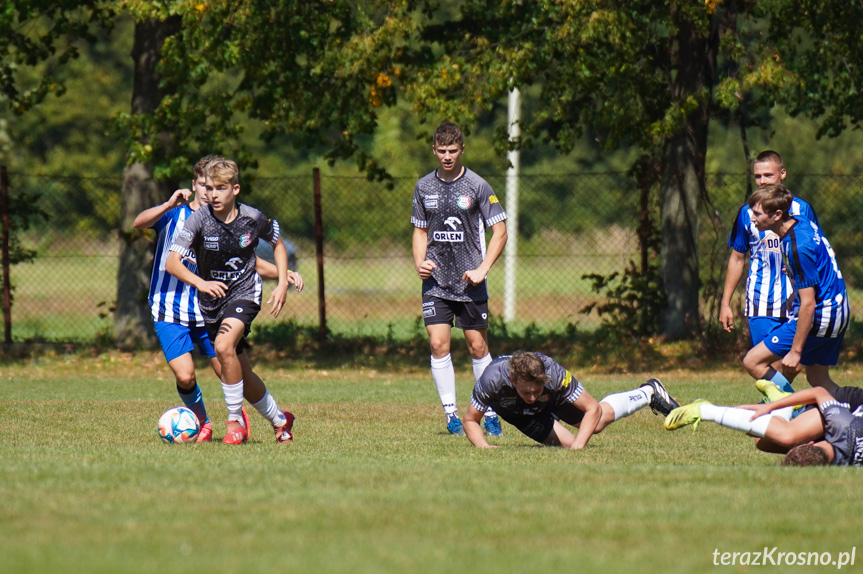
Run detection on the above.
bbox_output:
[239,353,294,443]
[155,321,212,441]
[749,316,799,385]
[597,379,679,430]
[542,420,577,448]
[210,317,248,444]
[666,400,793,435]
[424,296,462,434]
[460,301,501,436]
[742,338,792,392]
[803,364,839,393]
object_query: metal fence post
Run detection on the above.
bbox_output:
[313,168,327,342]
[1,166,10,344]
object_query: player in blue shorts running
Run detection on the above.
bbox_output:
[719,151,819,393]
[739,184,848,394]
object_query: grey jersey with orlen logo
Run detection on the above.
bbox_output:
[170,203,279,319]
[411,168,507,302]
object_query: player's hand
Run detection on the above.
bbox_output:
[416,259,437,279]
[740,403,773,421]
[198,280,227,298]
[168,188,192,208]
[462,268,486,286]
[718,304,735,332]
[782,350,802,372]
[267,283,289,318]
[287,271,304,292]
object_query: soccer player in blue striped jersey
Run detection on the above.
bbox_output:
[719,151,819,393]
[412,122,508,437]
[135,155,289,442]
[741,184,848,393]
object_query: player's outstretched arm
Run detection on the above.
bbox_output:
[133,189,191,230]
[464,404,497,448]
[569,390,602,450]
[742,387,832,420]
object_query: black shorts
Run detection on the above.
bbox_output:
[498,402,586,443]
[205,299,260,355]
[422,295,489,330]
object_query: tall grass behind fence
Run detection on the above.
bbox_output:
[5,170,863,343]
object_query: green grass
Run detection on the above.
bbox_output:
[1,354,861,574]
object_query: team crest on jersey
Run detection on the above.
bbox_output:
[457,195,471,210]
[239,234,252,248]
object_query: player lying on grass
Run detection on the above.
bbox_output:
[665,384,863,466]
[463,351,679,449]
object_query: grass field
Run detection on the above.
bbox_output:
[2,353,861,574]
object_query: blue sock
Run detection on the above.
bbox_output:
[177,383,209,424]
[768,370,794,393]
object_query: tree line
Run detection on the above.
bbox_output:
[3,0,863,347]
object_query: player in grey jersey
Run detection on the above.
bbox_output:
[666,384,863,466]
[412,122,508,436]
[167,158,301,445]
[465,351,679,449]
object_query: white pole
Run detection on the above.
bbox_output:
[504,86,520,323]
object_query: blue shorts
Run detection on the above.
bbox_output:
[748,316,786,347]
[154,321,216,363]
[763,320,846,366]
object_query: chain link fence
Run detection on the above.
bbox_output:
[5,169,863,343]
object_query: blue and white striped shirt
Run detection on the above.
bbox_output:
[148,205,205,326]
[728,197,818,318]
[782,217,849,338]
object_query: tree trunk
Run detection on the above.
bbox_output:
[658,9,721,340]
[115,17,181,350]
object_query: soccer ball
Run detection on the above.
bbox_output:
[157,406,200,443]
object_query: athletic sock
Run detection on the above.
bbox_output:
[698,404,792,438]
[600,388,650,421]
[221,380,245,424]
[177,383,209,424]
[765,367,794,393]
[431,354,457,414]
[471,353,493,382]
[251,391,287,427]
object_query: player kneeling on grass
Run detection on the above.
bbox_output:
[463,351,679,449]
[665,385,863,467]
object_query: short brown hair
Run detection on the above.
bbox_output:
[508,351,549,386]
[194,154,223,179]
[781,444,830,467]
[433,122,464,147]
[754,150,783,168]
[205,158,239,186]
[749,183,792,221]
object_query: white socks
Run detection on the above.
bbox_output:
[221,380,245,424]
[471,354,498,418]
[699,404,793,438]
[600,388,650,421]
[251,391,287,427]
[431,354,457,414]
